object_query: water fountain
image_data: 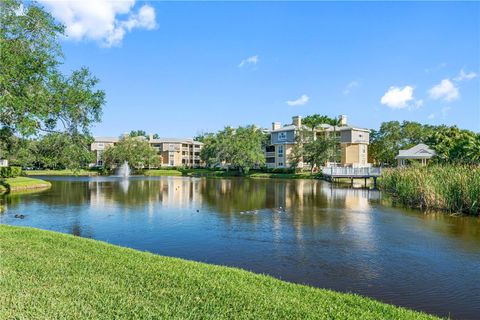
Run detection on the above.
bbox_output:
[117,161,131,178]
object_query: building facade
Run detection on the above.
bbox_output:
[91,135,203,168]
[265,115,370,169]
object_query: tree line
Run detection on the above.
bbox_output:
[369,121,480,166]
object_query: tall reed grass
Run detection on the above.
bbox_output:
[379,165,480,215]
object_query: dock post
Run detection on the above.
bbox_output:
[350,178,353,187]
[373,177,377,189]
[364,178,367,188]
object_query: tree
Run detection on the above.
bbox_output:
[102,136,159,171]
[34,133,94,170]
[427,126,480,164]
[326,116,342,164]
[369,121,402,166]
[303,114,330,140]
[129,130,147,138]
[291,128,335,173]
[0,0,105,137]
[369,121,480,166]
[199,125,266,173]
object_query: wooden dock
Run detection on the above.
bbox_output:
[321,167,382,188]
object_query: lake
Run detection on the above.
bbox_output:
[1,176,479,319]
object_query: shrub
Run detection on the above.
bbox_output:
[0,166,23,178]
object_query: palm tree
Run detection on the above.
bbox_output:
[326,116,342,165]
[303,114,330,141]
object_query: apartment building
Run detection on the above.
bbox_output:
[148,136,203,167]
[91,135,203,168]
[265,115,370,169]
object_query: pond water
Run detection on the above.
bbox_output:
[1,176,479,319]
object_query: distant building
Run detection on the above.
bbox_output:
[395,143,436,167]
[90,135,203,168]
[0,159,8,167]
[265,115,370,169]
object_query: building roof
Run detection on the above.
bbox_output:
[149,137,203,145]
[267,123,370,133]
[94,137,119,143]
[395,143,436,159]
[94,136,202,145]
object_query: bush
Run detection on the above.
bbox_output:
[0,166,23,178]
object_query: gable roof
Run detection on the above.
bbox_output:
[395,143,436,159]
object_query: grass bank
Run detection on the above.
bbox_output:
[0,225,437,319]
[379,165,480,215]
[0,177,51,193]
[144,168,317,179]
[24,169,98,176]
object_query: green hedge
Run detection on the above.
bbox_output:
[0,166,23,178]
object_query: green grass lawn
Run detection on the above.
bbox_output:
[25,169,98,176]
[0,177,51,193]
[0,225,439,319]
[143,169,184,176]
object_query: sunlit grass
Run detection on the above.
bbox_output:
[0,177,51,193]
[0,225,439,319]
[24,169,98,176]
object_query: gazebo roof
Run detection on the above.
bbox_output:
[395,143,436,160]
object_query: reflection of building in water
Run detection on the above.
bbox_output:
[157,178,203,208]
[320,184,380,212]
[88,177,203,211]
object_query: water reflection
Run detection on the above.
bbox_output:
[1,176,479,319]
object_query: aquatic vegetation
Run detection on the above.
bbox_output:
[380,165,480,215]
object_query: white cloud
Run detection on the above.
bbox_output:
[380,86,417,109]
[238,55,258,68]
[427,113,435,120]
[343,81,359,95]
[39,0,157,47]
[454,69,478,82]
[286,94,309,106]
[428,79,459,102]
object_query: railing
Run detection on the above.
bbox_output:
[322,167,382,177]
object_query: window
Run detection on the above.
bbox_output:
[266,157,275,163]
[278,145,284,157]
[170,160,174,166]
[265,145,275,152]
[278,162,284,167]
[97,143,104,147]
[278,132,287,141]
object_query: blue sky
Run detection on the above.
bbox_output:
[45,1,479,137]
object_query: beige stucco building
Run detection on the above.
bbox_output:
[91,135,203,168]
[265,115,370,169]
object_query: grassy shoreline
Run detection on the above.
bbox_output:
[0,225,438,319]
[0,177,51,194]
[144,169,318,179]
[379,165,480,215]
[24,169,98,176]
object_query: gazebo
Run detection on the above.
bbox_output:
[395,143,436,167]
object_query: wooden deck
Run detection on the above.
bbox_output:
[321,167,382,188]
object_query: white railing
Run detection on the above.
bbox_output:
[321,166,382,177]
